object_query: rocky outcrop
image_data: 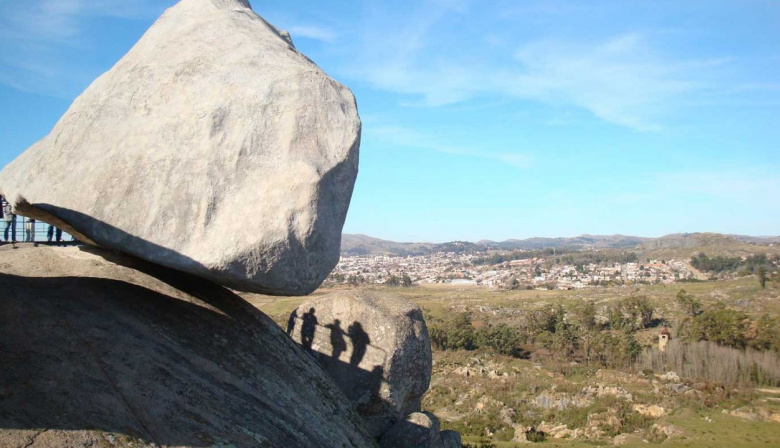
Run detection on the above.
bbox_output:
[378,412,444,448]
[440,430,462,448]
[0,0,360,295]
[288,291,432,437]
[0,245,376,447]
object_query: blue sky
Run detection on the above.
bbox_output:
[1,0,778,242]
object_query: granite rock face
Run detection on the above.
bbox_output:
[378,412,444,448]
[0,0,360,295]
[0,245,375,447]
[440,430,462,448]
[288,291,433,437]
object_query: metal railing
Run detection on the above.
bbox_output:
[1,216,76,244]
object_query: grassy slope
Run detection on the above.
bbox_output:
[247,278,780,446]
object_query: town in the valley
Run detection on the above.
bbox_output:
[327,250,698,290]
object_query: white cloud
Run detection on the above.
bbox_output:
[287,25,338,43]
[653,170,780,201]
[0,0,166,96]
[347,30,717,130]
[0,0,83,44]
[369,124,533,169]
[0,0,163,44]
[505,34,708,131]
[339,1,730,131]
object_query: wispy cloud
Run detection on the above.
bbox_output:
[0,0,165,96]
[0,0,84,44]
[0,0,162,45]
[287,25,338,43]
[652,169,780,202]
[369,123,533,168]
[504,34,715,131]
[339,1,735,131]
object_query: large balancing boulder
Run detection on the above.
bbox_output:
[287,291,433,437]
[0,0,360,295]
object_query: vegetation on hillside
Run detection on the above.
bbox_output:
[690,252,778,275]
[251,266,780,447]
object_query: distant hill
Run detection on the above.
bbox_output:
[341,234,482,256]
[731,235,780,245]
[342,233,780,256]
[639,233,780,259]
[477,234,651,250]
[341,234,436,256]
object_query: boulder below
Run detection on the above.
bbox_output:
[378,412,444,448]
[288,291,432,437]
[0,245,376,448]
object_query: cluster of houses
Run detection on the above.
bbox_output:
[326,251,695,290]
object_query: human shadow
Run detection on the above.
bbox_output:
[324,319,347,360]
[286,309,298,336]
[347,321,370,367]
[287,312,390,436]
[0,250,372,447]
[301,307,319,352]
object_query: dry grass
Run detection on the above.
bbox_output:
[639,340,780,387]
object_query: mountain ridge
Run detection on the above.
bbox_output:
[341,233,780,256]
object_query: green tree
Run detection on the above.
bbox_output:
[429,313,476,351]
[475,324,528,358]
[385,275,400,287]
[621,296,655,330]
[573,302,597,332]
[758,266,767,290]
[526,304,560,335]
[588,331,642,368]
[402,273,413,287]
[685,305,749,349]
[607,302,628,331]
[552,318,579,359]
[676,289,702,317]
[748,314,780,351]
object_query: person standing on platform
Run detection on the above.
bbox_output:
[47,225,62,242]
[25,218,35,242]
[2,198,16,242]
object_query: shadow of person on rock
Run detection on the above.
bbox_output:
[325,319,347,361]
[286,309,298,336]
[347,321,370,367]
[301,307,318,351]
[355,365,385,415]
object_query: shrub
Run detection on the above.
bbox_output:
[683,305,749,349]
[475,323,528,358]
[676,289,702,317]
[526,427,546,442]
[429,312,476,351]
[588,331,642,368]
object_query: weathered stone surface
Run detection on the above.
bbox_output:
[0,0,360,295]
[378,412,444,448]
[288,291,432,436]
[440,429,462,448]
[0,245,375,448]
[632,404,667,418]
